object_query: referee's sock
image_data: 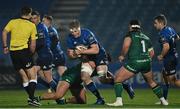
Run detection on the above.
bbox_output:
[28,80,37,99]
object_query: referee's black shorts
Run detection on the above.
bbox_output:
[10,48,34,71]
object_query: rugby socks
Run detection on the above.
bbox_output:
[49,80,57,91]
[114,82,123,97]
[23,82,30,95]
[86,82,102,99]
[37,77,50,89]
[162,84,169,100]
[122,82,135,99]
[28,80,37,99]
[152,85,163,98]
[122,82,131,93]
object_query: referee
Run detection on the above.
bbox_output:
[2,6,40,106]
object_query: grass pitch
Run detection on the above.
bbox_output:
[0,88,179,108]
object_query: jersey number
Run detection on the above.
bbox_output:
[141,40,146,52]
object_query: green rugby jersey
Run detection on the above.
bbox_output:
[125,31,153,60]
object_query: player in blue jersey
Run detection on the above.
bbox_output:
[67,19,106,104]
[42,15,67,104]
[66,20,134,104]
[154,14,180,104]
[42,15,67,78]
[31,11,58,95]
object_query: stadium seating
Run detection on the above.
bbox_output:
[78,0,180,62]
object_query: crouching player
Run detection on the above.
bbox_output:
[38,63,88,104]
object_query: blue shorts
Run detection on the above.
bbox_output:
[36,47,53,70]
[94,52,109,66]
[52,53,66,68]
[163,55,178,76]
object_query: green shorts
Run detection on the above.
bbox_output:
[124,59,151,74]
[61,63,82,86]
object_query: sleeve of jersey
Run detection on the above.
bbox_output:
[4,20,13,32]
[159,35,169,44]
[30,24,37,40]
[44,26,51,48]
[53,28,59,40]
[87,32,97,45]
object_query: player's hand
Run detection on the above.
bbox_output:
[118,55,125,62]
[74,49,85,55]
[157,55,163,61]
[3,47,9,54]
[67,49,78,58]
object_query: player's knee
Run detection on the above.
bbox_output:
[81,64,93,74]
[81,72,91,83]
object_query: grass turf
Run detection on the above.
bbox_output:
[0,88,179,108]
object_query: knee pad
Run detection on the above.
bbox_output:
[81,64,93,76]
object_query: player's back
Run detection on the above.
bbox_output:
[5,18,36,50]
[127,31,152,60]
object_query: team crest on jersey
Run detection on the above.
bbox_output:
[26,62,32,68]
[43,66,47,69]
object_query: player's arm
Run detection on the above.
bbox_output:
[158,42,169,60]
[2,29,9,54]
[148,48,154,59]
[67,48,79,59]
[119,36,132,62]
[79,43,99,55]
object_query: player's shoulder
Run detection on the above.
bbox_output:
[81,28,95,37]
[51,26,58,33]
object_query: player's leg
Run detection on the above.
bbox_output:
[43,69,58,91]
[68,85,86,104]
[107,66,135,106]
[17,49,40,106]
[164,60,180,87]
[18,69,30,96]
[97,67,135,99]
[167,75,180,86]
[40,81,70,100]
[161,69,169,100]
[142,71,168,105]
[36,67,51,92]
[81,62,104,104]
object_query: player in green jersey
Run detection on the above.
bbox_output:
[106,20,168,106]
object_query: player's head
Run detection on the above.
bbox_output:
[129,19,141,31]
[20,6,32,19]
[153,14,167,30]
[69,19,81,38]
[42,15,53,27]
[31,11,40,25]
